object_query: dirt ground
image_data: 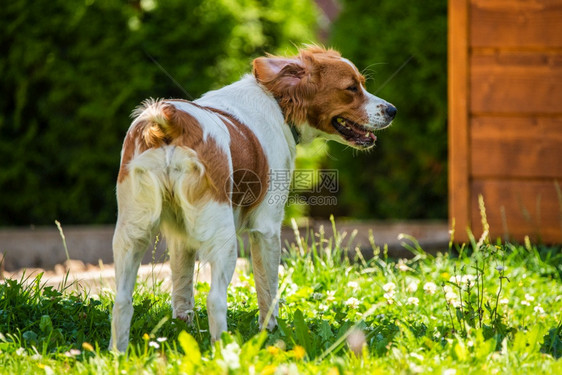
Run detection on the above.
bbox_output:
[1,258,250,295]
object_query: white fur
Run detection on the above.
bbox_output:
[362,86,394,129]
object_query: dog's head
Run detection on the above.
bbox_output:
[253,46,396,149]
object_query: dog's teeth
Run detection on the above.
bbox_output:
[365,132,371,138]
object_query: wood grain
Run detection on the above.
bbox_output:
[471,179,562,242]
[470,116,562,178]
[450,0,562,243]
[470,51,562,114]
[449,0,471,242]
[471,0,562,48]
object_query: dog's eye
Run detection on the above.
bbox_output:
[346,85,358,93]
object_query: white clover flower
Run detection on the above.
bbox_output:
[398,263,410,272]
[499,298,509,305]
[156,337,167,343]
[397,259,411,272]
[450,274,477,286]
[382,282,396,292]
[443,368,457,375]
[445,289,461,308]
[285,282,298,294]
[312,292,323,300]
[449,275,463,285]
[445,291,458,303]
[450,274,475,286]
[534,305,545,315]
[347,281,359,289]
[423,282,437,295]
[318,303,328,311]
[383,292,395,303]
[345,297,360,309]
[326,290,336,302]
[64,349,81,357]
[524,294,535,302]
[521,300,531,306]
[406,281,419,293]
[443,285,454,294]
[407,297,419,306]
[148,341,160,349]
[221,342,241,370]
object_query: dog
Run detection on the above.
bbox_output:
[109,46,396,351]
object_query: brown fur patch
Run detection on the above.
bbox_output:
[118,101,269,209]
[117,123,150,183]
[162,103,231,204]
[253,46,369,133]
[206,107,270,209]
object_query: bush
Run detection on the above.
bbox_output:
[0,0,318,225]
[325,0,447,219]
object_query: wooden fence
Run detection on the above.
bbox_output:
[448,0,562,242]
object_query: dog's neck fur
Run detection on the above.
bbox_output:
[195,74,305,157]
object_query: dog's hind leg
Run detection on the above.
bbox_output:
[110,153,163,352]
[206,231,237,343]
[191,203,238,343]
[167,238,196,324]
[110,224,153,352]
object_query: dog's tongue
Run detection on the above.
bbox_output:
[347,120,376,142]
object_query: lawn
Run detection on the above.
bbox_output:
[0,219,561,374]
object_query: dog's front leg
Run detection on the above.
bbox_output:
[249,231,281,331]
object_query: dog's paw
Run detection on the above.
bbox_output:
[174,309,195,325]
[259,316,278,331]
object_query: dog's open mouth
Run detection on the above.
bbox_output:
[331,116,376,147]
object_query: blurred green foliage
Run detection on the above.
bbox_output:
[1,0,447,226]
[0,0,317,225]
[325,0,447,220]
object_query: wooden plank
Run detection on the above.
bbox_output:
[471,51,562,114]
[471,0,562,48]
[471,116,562,178]
[448,0,471,242]
[471,179,562,243]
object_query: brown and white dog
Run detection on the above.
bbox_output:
[109,46,396,351]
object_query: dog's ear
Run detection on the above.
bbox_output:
[253,57,306,86]
[253,55,317,124]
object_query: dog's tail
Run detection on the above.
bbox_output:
[132,99,187,148]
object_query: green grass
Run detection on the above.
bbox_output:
[0,221,561,374]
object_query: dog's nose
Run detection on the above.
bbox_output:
[385,104,397,119]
